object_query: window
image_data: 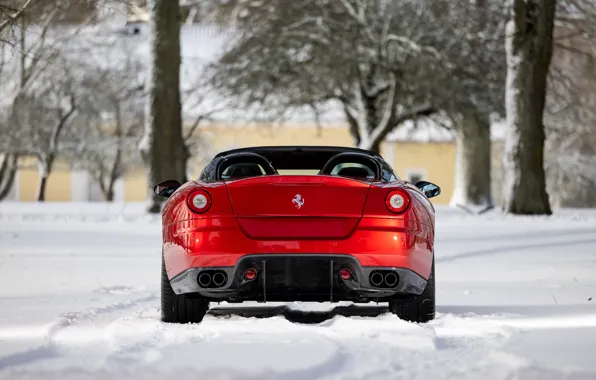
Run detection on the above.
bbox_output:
[379,159,399,182]
[330,163,375,178]
[319,153,380,180]
[199,159,217,182]
[216,153,277,180]
[221,163,265,179]
[404,168,427,184]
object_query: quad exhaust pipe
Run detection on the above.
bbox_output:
[212,271,227,287]
[370,271,384,287]
[369,270,399,288]
[198,270,228,288]
[198,272,212,287]
[384,272,398,287]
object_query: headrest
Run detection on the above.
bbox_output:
[337,166,371,179]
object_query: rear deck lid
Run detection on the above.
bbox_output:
[225,175,370,239]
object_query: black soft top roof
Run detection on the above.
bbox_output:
[214,146,381,170]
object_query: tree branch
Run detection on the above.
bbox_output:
[49,94,77,154]
[365,103,437,149]
[0,0,34,34]
[369,74,398,144]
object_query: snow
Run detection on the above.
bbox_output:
[1,202,596,380]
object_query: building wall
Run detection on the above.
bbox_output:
[194,123,354,175]
[12,125,460,205]
[124,169,149,202]
[384,142,456,205]
[17,157,73,202]
[189,125,456,205]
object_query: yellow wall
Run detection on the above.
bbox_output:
[124,170,149,202]
[190,125,456,204]
[13,125,457,204]
[193,124,354,176]
[385,142,456,205]
[199,123,353,149]
[17,157,73,201]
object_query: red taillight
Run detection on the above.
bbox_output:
[385,189,410,214]
[187,189,212,213]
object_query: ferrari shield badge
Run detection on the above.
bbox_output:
[292,194,305,209]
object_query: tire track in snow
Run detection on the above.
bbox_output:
[5,307,596,379]
[4,301,596,378]
[0,289,158,372]
[44,291,158,343]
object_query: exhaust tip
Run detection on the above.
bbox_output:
[384,272,399,287]
[370,271,384,287]
[212,271,227,287]
[198,272,212,287]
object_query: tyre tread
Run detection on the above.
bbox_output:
[389,258,435,323]
[161,256,209,323]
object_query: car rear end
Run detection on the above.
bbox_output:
[162,172,434,304]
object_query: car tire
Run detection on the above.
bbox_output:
[161,256,209,323]
[388,258,435,323]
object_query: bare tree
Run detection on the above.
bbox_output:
[180,58,232,174]
[1,1,151,202]
[72,109,144,201]
[0,6,75,202]
[1,0,103,45]
[69,42,146,201]
[0,40,18,200]
[139,0,186,213]
[0,152,18,200]
[207,0,442,153]
[122,0,222,25]
[543,13,596,208]
[10,67,78,201]
[503,0,556,215]
[428,1,507,210]
[0,0,35,36]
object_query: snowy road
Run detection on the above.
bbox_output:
[1,203,596,380]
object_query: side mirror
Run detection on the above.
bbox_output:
[153,180,181,198]
[415,181,441,199]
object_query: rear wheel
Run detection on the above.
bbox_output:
[161,256,209,323]
[388,259,435,323]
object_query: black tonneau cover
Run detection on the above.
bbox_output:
[214,146,380,170]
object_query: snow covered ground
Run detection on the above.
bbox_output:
[1,202,596,380]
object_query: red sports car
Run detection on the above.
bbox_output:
[154,146,440,324]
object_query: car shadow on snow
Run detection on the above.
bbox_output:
[207,304,390,324]
[207,303,596,325]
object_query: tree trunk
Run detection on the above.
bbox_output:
[367,140,382,154]
[450,111,492,207]
[503,0,555,215]
[145,0,186,214]
[354,93,386,154]
[36,155,54,202]
[0,153,18,201]
[37,176,48,202]
[105,189,115,202]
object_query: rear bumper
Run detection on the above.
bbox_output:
[169,254,428,302]
[163,216,434,280]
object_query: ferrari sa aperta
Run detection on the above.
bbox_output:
[154,146,440,324]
